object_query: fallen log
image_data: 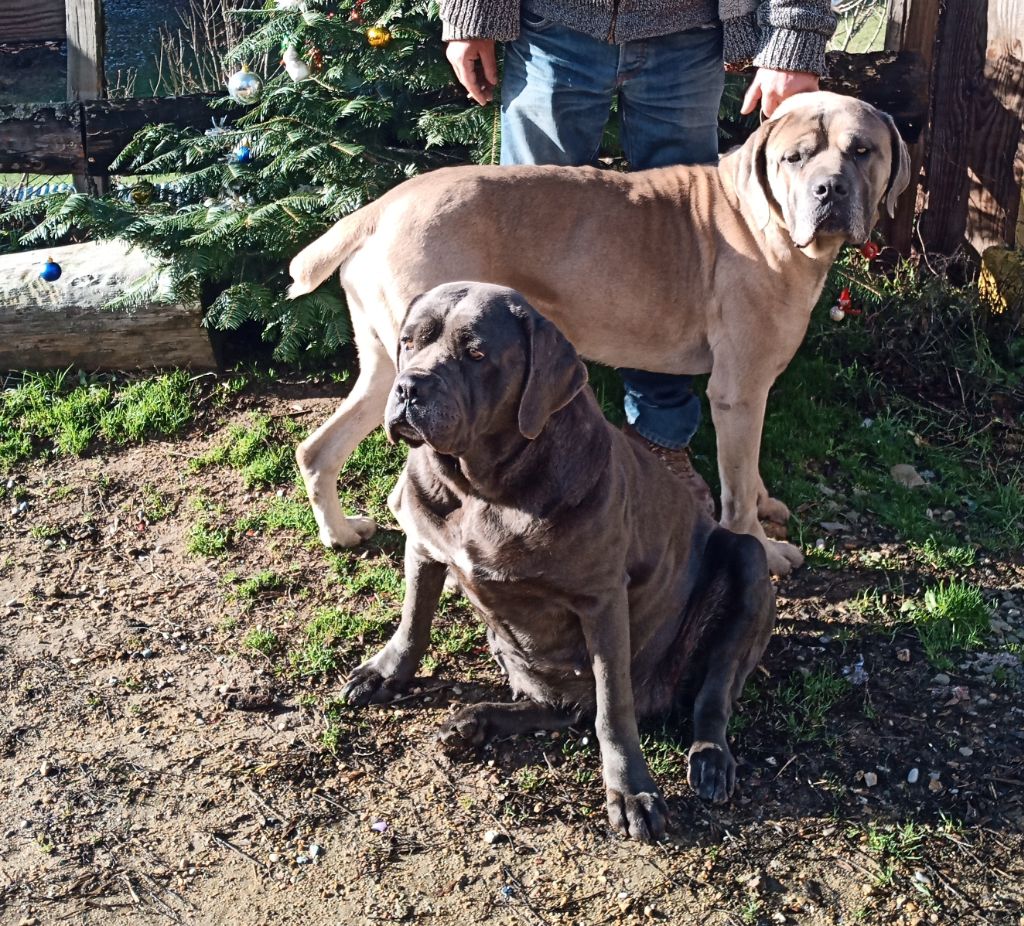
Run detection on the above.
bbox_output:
[0,240,217,371]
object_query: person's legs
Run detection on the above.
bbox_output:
[500,8,618,166]
[616,25,725,451]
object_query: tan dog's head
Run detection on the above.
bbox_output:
[735,91,910,257]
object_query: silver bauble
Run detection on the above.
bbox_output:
[227,66,263,103]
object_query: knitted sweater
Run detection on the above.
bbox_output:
[439,0,836,77]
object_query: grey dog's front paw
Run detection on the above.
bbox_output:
[436,706,492,748]
[605,786,669,843]
[341,663,404,706]
[687,740,736,803]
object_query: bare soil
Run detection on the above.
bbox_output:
[2,383,1022,926]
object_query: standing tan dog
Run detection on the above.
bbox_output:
[289,92,910,575]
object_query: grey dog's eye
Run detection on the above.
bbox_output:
[467,347,485,361]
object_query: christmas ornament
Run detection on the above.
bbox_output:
[306,45,324,72]
[283,45,311,81]
[829,304,845,322]
[366,26,392,47]
[860,240,880,260]
[231,140,253,165]
[275,0,304,9]
[829,286,860,322]
[39,257,62,282]
[130,180,155,205]
[227,65,263,103]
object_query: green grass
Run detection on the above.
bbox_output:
[242,628,281,656]
[289,606,392,677]
[640,726,689,778]
[233,570,287,603]
[140,485,174,522]
[337,429,407,526]
[776,667,851,743]
[907,580,991,667]
[0,370,196,471]
[863,821,926,863]
[911,536,977,571]
[191,412,303,489]
[235,496,318,538]
[186,519,231,557]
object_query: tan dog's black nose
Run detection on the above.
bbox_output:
[812,176,849,202]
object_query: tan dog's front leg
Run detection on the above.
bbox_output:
[707,375,804,576]
[297,334,393,550]
[580,588,668,842]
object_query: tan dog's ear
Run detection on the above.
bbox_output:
[880,113,911,219]
[513,304,588,440]
[735,118,779,232]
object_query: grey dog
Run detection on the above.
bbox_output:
[342,282,776,842]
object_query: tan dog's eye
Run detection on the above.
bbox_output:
[784,152,802,164]
[854,146,870,157]
[467,347,485,361]
[401,336,414,351]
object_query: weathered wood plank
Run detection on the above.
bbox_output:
[0,0,65,43]
[0,102,85,174]
[0,241,217,371]
[965,0,1024,252]
[66,0,107,194]
[919,0,988,255]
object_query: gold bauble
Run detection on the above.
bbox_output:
[366,25,392,47]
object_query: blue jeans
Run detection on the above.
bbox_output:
[501,9,723,449]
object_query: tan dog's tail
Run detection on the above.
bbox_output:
[287,201,381,298]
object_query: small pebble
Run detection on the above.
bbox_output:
[959,746,973,757]
[269,853,280,863]
[907,768,920,784]
[296,854,309,865]
[483,829,504,845]
[863,772,878,787]
[896,648,911,663]
[932,673,951,686]
[308,843,321,859]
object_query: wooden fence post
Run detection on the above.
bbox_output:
[65,0,107,194]
[879,0,939,255]
[917,0,987,255]
[965,1,1024,253]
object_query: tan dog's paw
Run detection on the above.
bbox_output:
[605,786,669,843]
[317,515,377,550]
[687,740,736,803]
[756,493,791,525]
[764,538,804,575]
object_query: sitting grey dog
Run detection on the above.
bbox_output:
[342,282,776,841]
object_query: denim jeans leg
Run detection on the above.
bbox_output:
[500,14,618,166]
[617,25,725,449]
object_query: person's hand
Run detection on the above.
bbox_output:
[446,39,498,106]
[741,68,819,118]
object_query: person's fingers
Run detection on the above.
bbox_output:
[479,44,499,87]
[445,43,495,106]
[761,86,784,118]
[740,79,761,116]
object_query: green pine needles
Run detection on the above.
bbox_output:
[1,1,496,362]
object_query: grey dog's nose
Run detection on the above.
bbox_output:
[393,371,433,405]
[813,176,849,202]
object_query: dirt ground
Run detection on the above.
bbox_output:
[2,382,1023,926]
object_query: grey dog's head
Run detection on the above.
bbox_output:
[385,283,589,456]
[735,91,911,257]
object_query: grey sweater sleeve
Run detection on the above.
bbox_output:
[722,0,836,76]
[439,0,520,41]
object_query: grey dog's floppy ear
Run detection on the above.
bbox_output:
[513,302,588,440]
[880,112,911,219]
[735,117,779,232]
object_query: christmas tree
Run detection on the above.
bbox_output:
[1,1,496,362]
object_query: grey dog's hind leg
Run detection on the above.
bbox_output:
[438,700,582,747]
[685,528,776,803]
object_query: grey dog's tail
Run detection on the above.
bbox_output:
[287,200,381,298]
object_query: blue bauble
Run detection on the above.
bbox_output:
[39,258,62,282]
[232,144,253,165]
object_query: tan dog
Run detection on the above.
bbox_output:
[289,91,910,575]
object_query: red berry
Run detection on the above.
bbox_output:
[860,240,880,260]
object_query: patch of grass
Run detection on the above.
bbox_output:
[140,485,174,522]
[0,370,196,471]
[234,570,287,603]
[235,496,318,539]
[330,551,404,601]
[864,822,926,863]
[290,606,391,677]
[911,536,977,571]
[191,413,302,489]
[640,726,688,778]
[433,620,484,657]
[338,429,407,527]
[242,628,280,656]
[776,667,850,743]
[29,524,61,541]
[186,519,230,557]
[514,766,545,794]
[907,580,990,667]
